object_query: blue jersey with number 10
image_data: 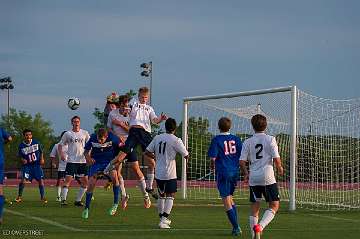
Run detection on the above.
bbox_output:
[18,139,43,165]
[208,133,242,175]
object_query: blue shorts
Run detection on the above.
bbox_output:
[21,164,44,182]
[216,171,239,198]
[88,163,109,177]
[0,163,4,184]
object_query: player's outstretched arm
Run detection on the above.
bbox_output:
[152,112,168,124]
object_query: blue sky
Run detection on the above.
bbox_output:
[1,0,359,134]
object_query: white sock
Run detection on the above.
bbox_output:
[57,186,62,198]
[146,170,155,190]
[164,197,174,215]
[249,216,259,238]
[259,209,275,230]
[76,187,87,202]
[61,186,68,201]
[138,178,148,196]
[158,197,165,216]
[119,176,126,197]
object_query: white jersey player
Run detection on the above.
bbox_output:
[50,131,82,202]
[58,116,90,206]
[239,114,284,239]
[145,118,189,229]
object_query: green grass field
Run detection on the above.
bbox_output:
[1,186,359,239]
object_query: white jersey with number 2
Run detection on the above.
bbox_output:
[239,133,280,186]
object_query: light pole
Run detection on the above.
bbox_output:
[140,61,152,105]
[0,76,14,125]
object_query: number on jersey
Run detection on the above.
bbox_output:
[224,140,236,155]
[158,141,167,154]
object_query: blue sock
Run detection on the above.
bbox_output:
[39,185,45,199]
[85,192,93,209]
[18,183,24,197]
[226,208,239,229]
[0,195,4,219]
[232,204,238,223]
[113,185,120,204]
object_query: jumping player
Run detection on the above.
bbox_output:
[107,94,152,209]
[105,87,167,208]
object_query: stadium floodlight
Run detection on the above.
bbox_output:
[140,61,153,105]
[0,76,14,124]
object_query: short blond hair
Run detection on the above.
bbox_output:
[138,87,149,95]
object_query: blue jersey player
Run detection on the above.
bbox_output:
[82,128,121,219]
[208,117,242,236]
[15,129,47,204]
[0,127,12,224]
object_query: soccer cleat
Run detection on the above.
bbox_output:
[160,216,172,225]
[41,198,48,204]
[14,197,22,203]
[104,181,112,191]
[158,221,171,229]
[61,200,68,206]
[253,224,262,239]
[5,198,13,205]
[145,188,159,200]
[109,203,119,216]
[56,196,61,202]
[121,194,130,210]
[144,195,151,208]
[231,226,242,236]
[82,208,89,219]
[74,201,84,207]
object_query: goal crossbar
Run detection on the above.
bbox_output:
[182,86,297,211]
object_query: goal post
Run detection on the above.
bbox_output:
[182,86,297,211]
[182,85,360,211]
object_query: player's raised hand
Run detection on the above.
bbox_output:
[160,112,168,121]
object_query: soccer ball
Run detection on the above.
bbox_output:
[67,97,80,110]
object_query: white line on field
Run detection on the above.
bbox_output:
[4,209,85,232]
[309,214,359,222]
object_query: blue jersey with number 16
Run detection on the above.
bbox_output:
[208,133,242,175]
[18,139,43,165]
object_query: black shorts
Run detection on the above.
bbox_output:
[249,183,280,203]
[57,171,66,180]
[119,146,138,163]
[65,163,88,178]
[123,128,153,153]
[156,178,177,194]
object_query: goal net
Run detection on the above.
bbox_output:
[181,86,360,211]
